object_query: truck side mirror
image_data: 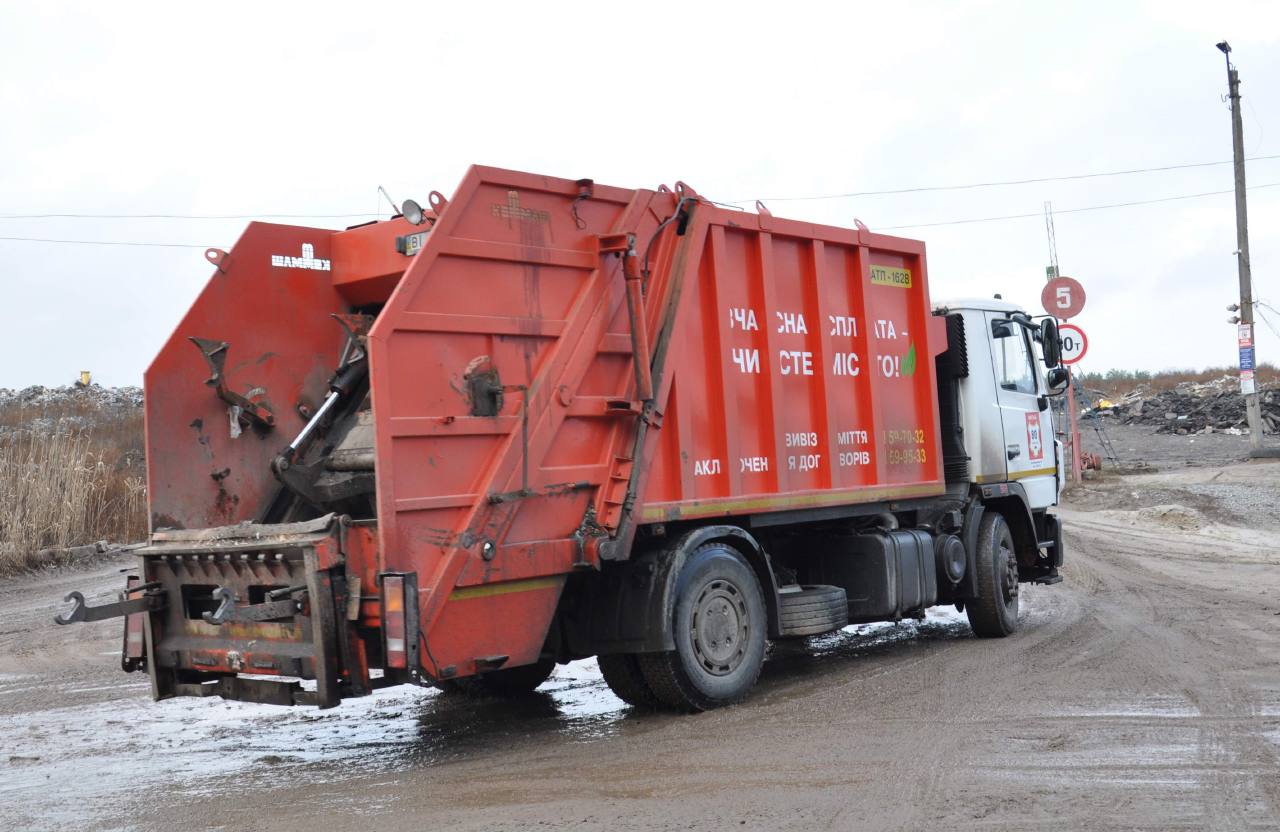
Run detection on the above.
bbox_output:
[1040,319,1062,367]
[1046,366,1070,395]
[991,319,1015,339]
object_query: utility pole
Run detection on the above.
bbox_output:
[1218,40,1264,451]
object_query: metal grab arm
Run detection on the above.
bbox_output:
[188,337,276,429]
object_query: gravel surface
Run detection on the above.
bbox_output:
[1079,418,1280,471]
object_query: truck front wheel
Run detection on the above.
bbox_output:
[966,512,1020,638]
[637,543,767,711]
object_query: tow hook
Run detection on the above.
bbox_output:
[202,585,306,625]
[54,583,166,625]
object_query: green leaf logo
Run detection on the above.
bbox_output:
[902,342,917,377]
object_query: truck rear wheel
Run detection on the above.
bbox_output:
[598,653,662,708]
[438,658,556,696]
[966,512,1020,638]
[637,543,767,712]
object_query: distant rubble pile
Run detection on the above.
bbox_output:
[0,384,143,434]
[1086,374,1280,435]
[0,384,143,410]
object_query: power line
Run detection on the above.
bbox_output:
[6,154,1280,220]
[6,153,1280,221]
[0,211,377,221]
[0,236,209,248]
[725,154,1280,203]
[3,182,1279,248]
[877,182,1280,231]
[1256,302,1280,342]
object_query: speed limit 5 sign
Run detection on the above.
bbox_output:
[1042,276,1086,320]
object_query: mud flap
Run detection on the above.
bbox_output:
[955,500,986,601]
[1044,512,1064,568]
[1028,511,1064,584]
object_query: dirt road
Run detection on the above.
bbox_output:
[3,460,1279,831]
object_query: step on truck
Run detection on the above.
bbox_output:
[55,166,1069,711]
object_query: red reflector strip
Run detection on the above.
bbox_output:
[382,575,407,669]
[123,575,145,660]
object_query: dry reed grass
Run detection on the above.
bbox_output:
[0,402,146,573]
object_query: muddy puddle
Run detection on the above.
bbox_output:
[0,606,982,829]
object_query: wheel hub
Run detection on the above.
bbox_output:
[1001,541,1019,603]
[690,579,749,676]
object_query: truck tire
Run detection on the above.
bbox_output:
[437,658,556,696]
[966,512,1020,638]
[598,653,662,708]
[637,543,767,712]
[777,585,848,637]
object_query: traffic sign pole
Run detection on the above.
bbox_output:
[1067,371,1082,483]
[1042,280,1087,483]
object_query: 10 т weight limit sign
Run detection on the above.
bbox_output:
[1058,324,1088,365]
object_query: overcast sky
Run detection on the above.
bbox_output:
[1,1,1277,388]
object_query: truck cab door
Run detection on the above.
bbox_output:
[987,314,1056,509]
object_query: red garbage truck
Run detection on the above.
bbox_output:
[56,166,1068,711]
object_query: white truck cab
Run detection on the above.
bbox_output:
[939,297,1066,506]
[932,297,1069,591]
